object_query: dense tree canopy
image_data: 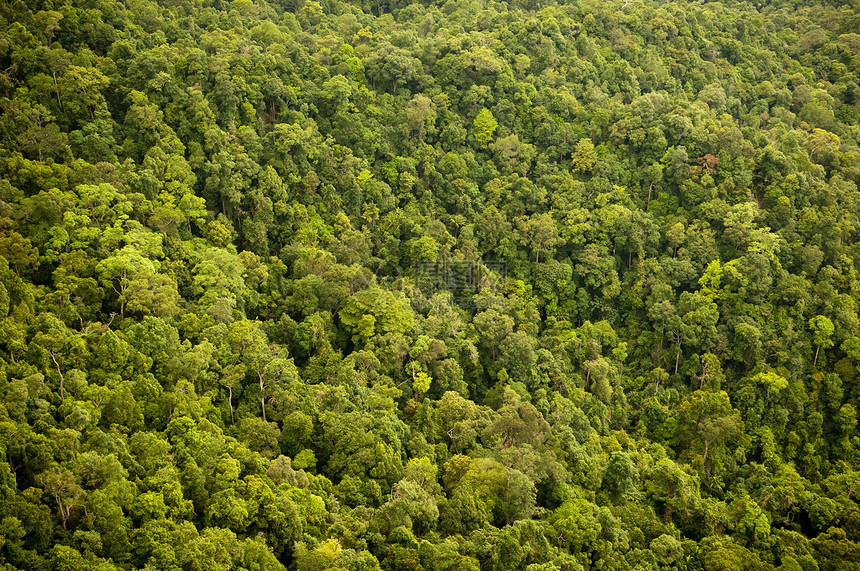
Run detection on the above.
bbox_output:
[1,0,860,568]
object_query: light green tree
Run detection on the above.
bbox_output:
[473,108,497,146]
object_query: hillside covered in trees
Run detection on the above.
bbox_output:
[1,0,860,568]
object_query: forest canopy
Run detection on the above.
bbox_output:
[1,0,860,569]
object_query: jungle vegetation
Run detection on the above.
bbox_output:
[1,0,860,569]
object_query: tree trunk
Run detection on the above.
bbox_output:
[54,494,69,529]
[52,70,63,110]
[51,349,65,401]
[227,385,235,424]
[258,371,266,421]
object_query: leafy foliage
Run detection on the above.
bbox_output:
[1,0,860,569]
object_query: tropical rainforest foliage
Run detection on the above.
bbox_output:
[1,0,860,568]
